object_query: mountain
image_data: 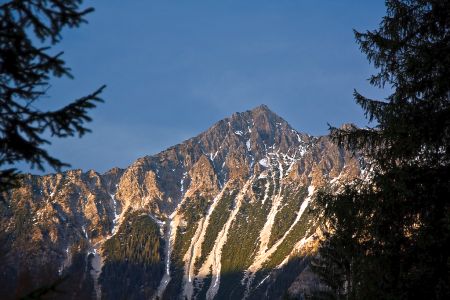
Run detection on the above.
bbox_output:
[0,105,363,299]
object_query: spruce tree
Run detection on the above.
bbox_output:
[0,0,105,192]
[313,1,450,299]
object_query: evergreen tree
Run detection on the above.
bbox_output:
[313,1,450,299]
[0,0,105,192]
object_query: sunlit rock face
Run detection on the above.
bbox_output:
[0,105,362,300]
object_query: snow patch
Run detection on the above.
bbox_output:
[259,158,269,168]
[256,275,270,288]
[258,173,268,179]
[180,172,188,193]
[299,145,307,157]
[82,225,88,239]
[110,194,120,235]
[209,151,219,161]
[262,177,271,205]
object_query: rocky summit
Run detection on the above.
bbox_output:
[0,105,363,299]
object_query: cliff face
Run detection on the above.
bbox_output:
[0,105,362,300]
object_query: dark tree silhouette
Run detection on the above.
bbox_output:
[313,1,450,299]
[0,0,105,192]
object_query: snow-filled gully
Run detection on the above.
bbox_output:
[154,215,174,299]
[200,179,254,300]
[155,175,190,299]
[242,156,315,297]
[182,186,229,299]
[157,149,315,299]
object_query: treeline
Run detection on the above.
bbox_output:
[100,211,164,300]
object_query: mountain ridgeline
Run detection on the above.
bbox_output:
[0,105,363,299]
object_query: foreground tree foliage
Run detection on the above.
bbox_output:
[0,1,102,298]
[0,0,104,192]
[313,1,450,299]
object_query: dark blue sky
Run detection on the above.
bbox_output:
[25,0,388,174]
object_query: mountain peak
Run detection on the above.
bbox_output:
[229,104,277,120]
[228,104,284,128]
[251,103,271,113]
[185,105,309,171]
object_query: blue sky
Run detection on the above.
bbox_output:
[24,0,388,174]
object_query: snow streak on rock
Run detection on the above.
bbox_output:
[183,186,229,299]
[249,184,314,274]
[202,179,253,300]
[155,187,190,299]
[110,193,120,234]
[242,150,315,297]
[154,217,174,299]
[275,185,315,269]
[89,246,103,300]
[254,154,285,260]
[261,174,271,205]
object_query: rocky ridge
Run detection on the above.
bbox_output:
[0,105,362,299]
